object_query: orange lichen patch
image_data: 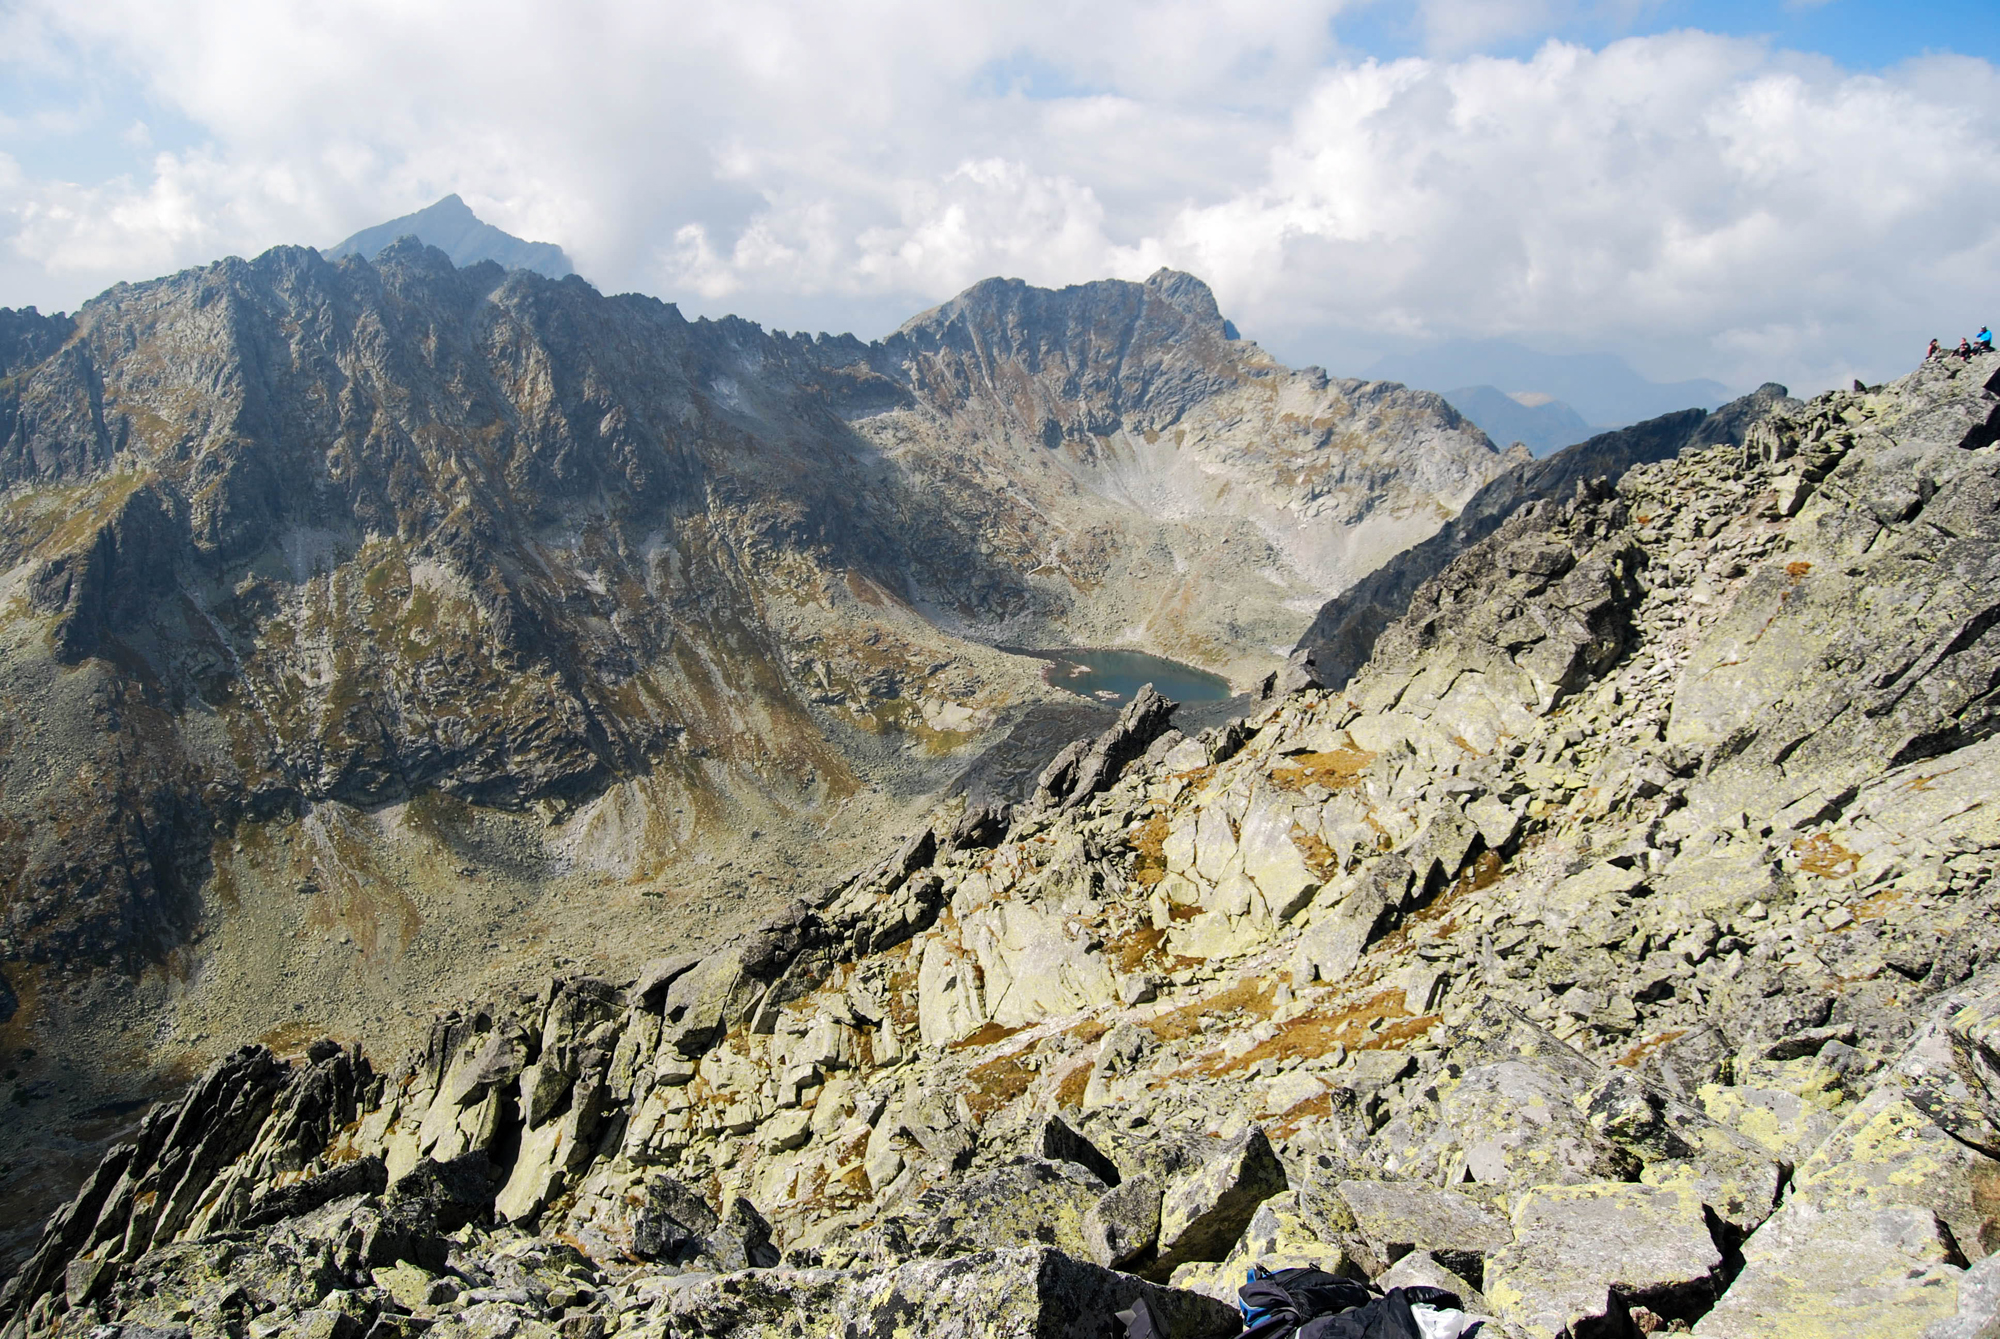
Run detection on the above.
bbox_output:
[1851,886,1913,922]
[1613,1029,1688,1070]
[1302,987,1422,1054]
[257,1020,342,1059]
[1270,748,1375,792]
[1793,833,1860,879]
[1292,826,1341,881]
[1054,1060,1094,1111]
[952,1020,1028,1051]
[1270,1092,1334,1141]
[1066,1018,1111,1048]
[1362,811,1395,848]
[1146,977,1278,1043]
[789,1131,877,1214]
[1128,814,1170,888]
[1785,561,1814,578]
[316,1119,369,1167]
[963,1043,1040,1118]
[844,570,888,608]
[1372,854,1503,958]
[1170,989,1430,1088]
[1455,850,1506,896]
[1109,925,1169,973]
[1187,1013,1349,1080]
[1369,1014,1441,1050]
[880,941,921,1035]
[825,1128,871,1167]
[1108,922,1205,975]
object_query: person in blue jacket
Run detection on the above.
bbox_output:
[1979,326,1994,353]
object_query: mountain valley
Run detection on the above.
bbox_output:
[0,241,1505,1260]
[5,341,1998,1338]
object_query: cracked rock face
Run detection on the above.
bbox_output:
[11,341,2000,1332]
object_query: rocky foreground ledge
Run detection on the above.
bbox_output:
[7,351,2000,1339]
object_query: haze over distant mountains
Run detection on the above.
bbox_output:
[325,194,575,278]
[1369,337,1734,457]
[1436,384,1595,458]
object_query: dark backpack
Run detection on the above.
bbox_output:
[1299,1286,1469,1339]
[1238,1266,1377,1338]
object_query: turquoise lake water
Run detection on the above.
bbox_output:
[1024,647,1234,706]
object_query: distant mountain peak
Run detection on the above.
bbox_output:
[326,194,574,279]
[1443,384,1593,457]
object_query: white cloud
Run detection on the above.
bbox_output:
[0,0,1996,395]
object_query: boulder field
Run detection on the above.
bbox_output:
[7,350,2000,1337]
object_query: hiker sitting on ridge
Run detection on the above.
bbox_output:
[1980,326,1994,353]
[1960,337,1975,361]
[1928,338,1943,360]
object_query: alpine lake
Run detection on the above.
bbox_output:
[1016,647,1234,707]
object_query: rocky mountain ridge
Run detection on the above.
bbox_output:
[8,349,1999,1336]
[0,244,1502,1260]
[1294,382,1799,690]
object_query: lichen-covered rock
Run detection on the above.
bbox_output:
[1167,1188,1363,1303]
[1695,1202,1963,1339]
[1441,1060,1636,1190]
[1083,1175,1161,1269]
[1484,1181,1724,1337]
[831,1160,1108,1270]
[1375,1251,1488,1314]
[1924,1250,2000,1339]
[655,1248,1239,1339]
[1947,984,2000,1146]
[1335,1180,1511,1283]
[1291,858,1411,987]
[1149,1127,1288,1279]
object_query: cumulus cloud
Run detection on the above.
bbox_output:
[0,0,1996,394]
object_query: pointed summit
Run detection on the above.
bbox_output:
[326,194,574,278]
[1143,268,1238,339]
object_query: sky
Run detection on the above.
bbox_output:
[0,0,1995,397]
